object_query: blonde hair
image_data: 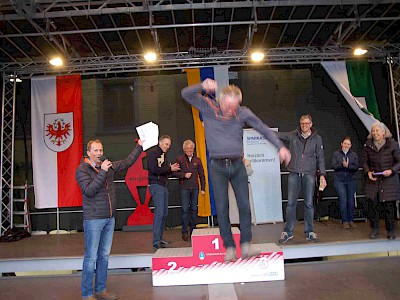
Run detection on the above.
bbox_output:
[86,139,102,152]
[367,122,392,139]
[220,85,242,104]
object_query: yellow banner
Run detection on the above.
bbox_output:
[185,69,211,217]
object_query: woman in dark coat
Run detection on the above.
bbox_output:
[332,137,359,229]
[362,122,400,240]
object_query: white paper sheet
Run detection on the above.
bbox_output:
[136,121,159,151]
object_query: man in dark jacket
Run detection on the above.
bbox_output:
[148,135,181,250]
[76,139,143,300]
[174,139,206,241]
[278,114,326,244]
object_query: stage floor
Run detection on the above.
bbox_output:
[0,219,399,261]
[1,256,400,300]
[1,220,400,299]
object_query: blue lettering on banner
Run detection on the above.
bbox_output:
[247,153,276,163]
[250,158,276,163]
[246,136,268,145]
[247,136,267,140]
[247,153,264,158]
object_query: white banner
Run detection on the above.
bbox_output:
[243,129,283,223]
[321,61,381,131]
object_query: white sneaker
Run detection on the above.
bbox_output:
[306,232,319,242]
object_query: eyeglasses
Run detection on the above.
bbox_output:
[300,122,311,125]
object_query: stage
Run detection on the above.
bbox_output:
[1,220,400,273]
[1,256,400,300]
[1,220,400,299]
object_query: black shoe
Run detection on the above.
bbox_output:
[387,231,396,240]
[153,243,165,251]
[278,232,293,244]
[370,229,379,239]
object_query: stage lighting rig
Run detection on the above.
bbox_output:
[188,47,218,58]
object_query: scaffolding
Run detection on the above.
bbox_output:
[0,73,16,236]
[2,54,400,233]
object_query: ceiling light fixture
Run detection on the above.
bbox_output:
[49,57,63,67]
[353,48,368,56]
[188,47,218,58]
[9,75,22,82]
[144,52,157,62]
[251,51,265,62]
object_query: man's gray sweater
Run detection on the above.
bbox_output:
[181,83,283,158]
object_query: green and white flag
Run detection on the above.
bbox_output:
[321,60,382,131]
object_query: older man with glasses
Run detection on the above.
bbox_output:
[278,114,326,244]
[181,79,291,262]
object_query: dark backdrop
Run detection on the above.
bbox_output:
[11,63,394,231]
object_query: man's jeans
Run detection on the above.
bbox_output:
[210,158,251,248]
[334,179,356,222]
[149,184,169,246]
[284,172,315,235]
[81,217,115,298]
[181,189,199,235]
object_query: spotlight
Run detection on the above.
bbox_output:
[353,48,368,56]
[49,57,63,67]
[9,75,22,82]
[251,51,265,62]
[144,52,157,62]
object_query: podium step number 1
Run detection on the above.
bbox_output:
[152,227,285,286]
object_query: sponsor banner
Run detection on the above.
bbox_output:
[243,129,283,223]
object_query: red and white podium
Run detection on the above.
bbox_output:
[152,227,284,286]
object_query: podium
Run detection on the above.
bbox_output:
[152,227,284,286]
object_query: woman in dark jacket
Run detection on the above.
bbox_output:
[362,122,400,240]
[332,137,359,229]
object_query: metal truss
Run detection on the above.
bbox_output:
[1,44,400,77]
[0,73,16,235]
[1,0,400,76]
[390,55,400,142]
[3,1,397,18]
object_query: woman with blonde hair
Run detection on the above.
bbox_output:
[362,122,400,240]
